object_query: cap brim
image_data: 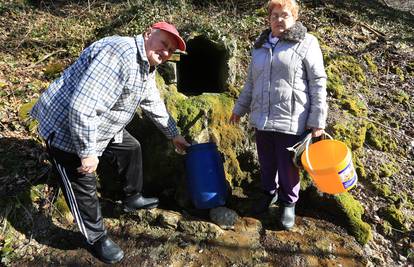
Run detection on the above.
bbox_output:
[174,36,186,51]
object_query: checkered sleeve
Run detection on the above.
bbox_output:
[69,45,128,157]
[140,76,179,139]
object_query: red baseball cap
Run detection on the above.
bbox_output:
[151,21,186,52]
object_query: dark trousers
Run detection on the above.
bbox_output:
[46,130,142,244]
[255,130,301,205]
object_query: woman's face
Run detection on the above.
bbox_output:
[269,5,296,37]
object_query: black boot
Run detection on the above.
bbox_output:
[123,193,159,212]
[251,191,278,214]
[90,235,124,264]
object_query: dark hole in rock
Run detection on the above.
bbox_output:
[177,35,228,95]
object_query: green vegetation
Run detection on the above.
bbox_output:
[379,204,407,231]
[332,120,368,150]
[335,193,372,245]
[363,54,378,74]
[365,123,397,152]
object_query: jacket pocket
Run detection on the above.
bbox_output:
[270,79,292,105]
[291,90,309,115]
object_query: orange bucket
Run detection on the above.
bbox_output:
[301,133,358,194]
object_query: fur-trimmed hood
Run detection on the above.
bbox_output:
[254,22,307,49]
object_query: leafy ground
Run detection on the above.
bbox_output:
[0,0,413,266]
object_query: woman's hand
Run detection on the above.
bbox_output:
[77,155,99,174]
[311,128,324,138]
[229,113,241,124]
[172,135,190,154]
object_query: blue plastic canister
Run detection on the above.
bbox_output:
[185,142,228,209]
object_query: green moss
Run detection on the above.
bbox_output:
[380,204,407,231]
[394,66,405,82]
[226,84,241,98]
[299,169,312,191]
[0,80,7,88]
[407,61,414,75]
[340,97,368,117]
[43,62,65,79]
[354,154,366,179]
[379,162,399,178]
[326,55,366,83]
[381,220,393,236]
[366,171,380,182]
[335,193,372,245]
[326,67,346,98]
[53,190,72,222]
[254,7,267,17]
[365,123,397,152]
[392,89,410,104]
[325,55,368,107]
[18,100,38,133]
[29,184,46,203]
[363,54,378,74]
[332,120,367,150]
[1,235,16,265]
[26,79,49,93]
[373,183,397,201]
[155,71,166,94]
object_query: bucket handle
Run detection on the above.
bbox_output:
[304,132,333,171]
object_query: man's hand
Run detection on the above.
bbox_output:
[172,135,190,155]
[77,155,99,174]
[229,113,240,124]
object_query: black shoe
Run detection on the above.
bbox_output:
[251,191,278,214]
[123,194,159,212]
[90,235,124,264]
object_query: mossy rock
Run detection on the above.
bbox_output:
[300,188,372,245]
[126,74,256,205]
[335,193,372,245]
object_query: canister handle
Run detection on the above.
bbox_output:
[305,132,333,171]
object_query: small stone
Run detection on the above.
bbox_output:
[209,206,239,230]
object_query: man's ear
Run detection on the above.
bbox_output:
[143,28,152,39]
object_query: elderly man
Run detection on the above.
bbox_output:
[31,21,189,264]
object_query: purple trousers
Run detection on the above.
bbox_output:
[255,129,302,205]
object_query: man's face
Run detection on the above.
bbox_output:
[144,29,178,66]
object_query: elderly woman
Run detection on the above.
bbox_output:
[230,0,327,229]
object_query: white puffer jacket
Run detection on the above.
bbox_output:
[233,23,328,135]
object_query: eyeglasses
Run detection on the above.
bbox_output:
[270,13,292,21]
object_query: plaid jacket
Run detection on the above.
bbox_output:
[31,34,179,157]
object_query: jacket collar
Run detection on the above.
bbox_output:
[254,22,307,49]
[135,34,150,68]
